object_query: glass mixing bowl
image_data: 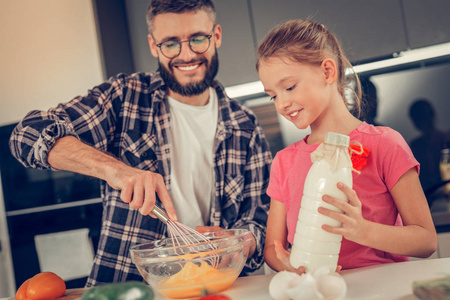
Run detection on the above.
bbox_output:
[130,229,253,299]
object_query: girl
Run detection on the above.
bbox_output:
[256,20,437,274]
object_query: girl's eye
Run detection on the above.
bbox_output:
[286,84,296,91]
[269,95,276,101]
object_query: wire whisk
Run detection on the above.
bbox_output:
[152,204,219,267]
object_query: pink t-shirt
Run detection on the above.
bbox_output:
[267,122,419,269]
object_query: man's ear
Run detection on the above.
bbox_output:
[322,58,337,84]
[148,34,159,58]
[213,24,222,49]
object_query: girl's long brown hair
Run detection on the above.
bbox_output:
[256,20,362,116]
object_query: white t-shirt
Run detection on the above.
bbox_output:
[167,87,218,229]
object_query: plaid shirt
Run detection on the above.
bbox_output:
[10,72,272,286]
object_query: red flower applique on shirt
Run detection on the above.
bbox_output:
[349,143,370,172]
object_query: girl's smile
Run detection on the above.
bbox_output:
[287,109,303,121]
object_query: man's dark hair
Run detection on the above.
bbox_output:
[146,0,216,33]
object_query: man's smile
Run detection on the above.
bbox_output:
[176,63,202,72]
[170,58,207,73]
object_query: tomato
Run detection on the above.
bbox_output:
[15,272,66,300]
[197,295,232,300]
[15,278,31,300]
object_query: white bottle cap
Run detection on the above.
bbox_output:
[325,132,350,147]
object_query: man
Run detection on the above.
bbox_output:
[10,0,272,286]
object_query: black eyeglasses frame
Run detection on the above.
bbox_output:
[154,26,216,59]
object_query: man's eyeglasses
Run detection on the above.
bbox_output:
[155,27,215,59]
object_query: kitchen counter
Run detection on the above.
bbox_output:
[197,258,449,300]
[3,258,448,300]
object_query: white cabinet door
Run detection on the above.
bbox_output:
[0,170,15,297]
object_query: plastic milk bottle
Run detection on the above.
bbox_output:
[290,132,353,273]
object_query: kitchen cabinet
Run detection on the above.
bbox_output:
[122,0,450,88]
[0,123,103,292]
[93,0,134,79]
[118,0,450,89]
[250,0,408,64]
[0,176,15,298]
[402,0,450,49]
[213,0,259,86]
[123,0,157,76]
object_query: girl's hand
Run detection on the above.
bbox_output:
[273,240,341,273]
[318,182,369,245]
[273,240,306,275]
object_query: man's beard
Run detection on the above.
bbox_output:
[158,51,219,97]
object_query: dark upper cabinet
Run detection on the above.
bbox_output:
[250,0,408,64]
[402,0,450,49]
[117,0,450,88]
[124,0,158,75]
[93,0,134,79]
[213,0,259,86]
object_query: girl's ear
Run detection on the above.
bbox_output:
[321,58,337,84]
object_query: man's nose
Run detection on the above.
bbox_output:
[177,41,197,61]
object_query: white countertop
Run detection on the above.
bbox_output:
[152,257,449,300]
[3,258,448,300]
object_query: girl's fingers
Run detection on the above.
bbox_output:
[319,206,350,223]
[337,182,361,207]
[322,195,347,211]
[322,224,345,235]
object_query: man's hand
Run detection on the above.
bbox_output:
[106,163,177,220]
[195,226,223,233]
[48,136,177,220]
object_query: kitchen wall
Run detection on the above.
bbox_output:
[0,1,104,296]
[0,0,104,127]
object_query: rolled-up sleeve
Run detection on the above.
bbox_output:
[9,76,123,170]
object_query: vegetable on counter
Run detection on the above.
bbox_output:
[15,272,66,300]
[196,295,232,300]
[196,290,232,300]
[413,275,450,300]
[81,281,154,300]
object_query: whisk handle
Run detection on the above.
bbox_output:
[152,204,170,224]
